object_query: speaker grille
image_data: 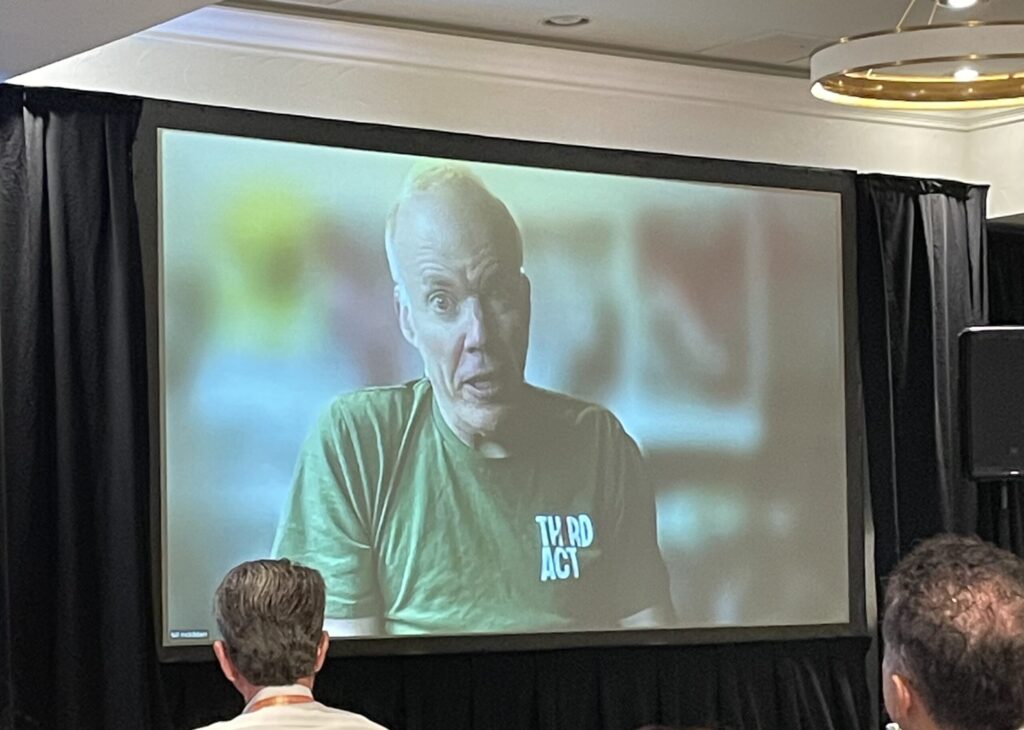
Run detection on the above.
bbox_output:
[961,327,1024,480]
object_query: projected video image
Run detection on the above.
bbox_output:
[161,129,850,643]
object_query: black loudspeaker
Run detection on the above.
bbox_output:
[961,326,1024,480]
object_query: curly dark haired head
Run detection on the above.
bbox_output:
[882,534,1024,730]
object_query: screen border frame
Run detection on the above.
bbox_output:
[134,98,866,663]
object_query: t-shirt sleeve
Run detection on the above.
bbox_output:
[600,414,674,623]
[272,400,381,621]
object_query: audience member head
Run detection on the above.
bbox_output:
[882,533,1024,730]
[213,558,329,700]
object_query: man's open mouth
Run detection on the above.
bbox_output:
[462,373,505,400]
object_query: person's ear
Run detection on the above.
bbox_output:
[213,640,237,683]
[394,286,417,347]
[888,671,915,723]
[313,631,330,673]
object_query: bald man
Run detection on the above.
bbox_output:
[273,164,672,636]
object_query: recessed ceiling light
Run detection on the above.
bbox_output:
[541,15,590,28]
[937,0,983,8]
[954,66,980,81]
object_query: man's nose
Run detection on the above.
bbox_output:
[463,296,489,351]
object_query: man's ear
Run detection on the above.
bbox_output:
[889,671,916,723]
[313,631,330,673]
[213,640,237,683]
[394,286,417,347]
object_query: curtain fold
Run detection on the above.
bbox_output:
[856,175,988,583]
[0,85,18,730]
[0,86,157,730]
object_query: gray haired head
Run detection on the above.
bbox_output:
[214,558,326,686]
[882,534,1024,730]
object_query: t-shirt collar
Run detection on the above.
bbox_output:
[242,683,313,713]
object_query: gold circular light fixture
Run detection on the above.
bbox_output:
[811,21,1024,109]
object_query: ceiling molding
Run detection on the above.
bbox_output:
[960,106,1024,131]
[134,5,1006,133]
[227,0,812,80]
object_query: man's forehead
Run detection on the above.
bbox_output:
[393,187,520,260]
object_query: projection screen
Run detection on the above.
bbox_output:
[143,103,864,656]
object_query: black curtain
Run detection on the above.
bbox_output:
[0,85,875,730]
[0,87,159,729]
[987,224,1024,324]
[975,223,1024,556]
[161,638,870,730]
[856,175,988,583]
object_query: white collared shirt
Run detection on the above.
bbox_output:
[193,684,388,730]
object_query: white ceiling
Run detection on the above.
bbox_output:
[4,0,1024,84]
[237,0,1024,75]
[0,0,211,81]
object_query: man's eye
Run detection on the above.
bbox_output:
[428,293,455,314]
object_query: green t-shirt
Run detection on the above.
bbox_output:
[273,378,671,635]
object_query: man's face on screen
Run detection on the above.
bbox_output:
[392,183,530,444]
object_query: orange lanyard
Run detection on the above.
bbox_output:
[245,694,315,714]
